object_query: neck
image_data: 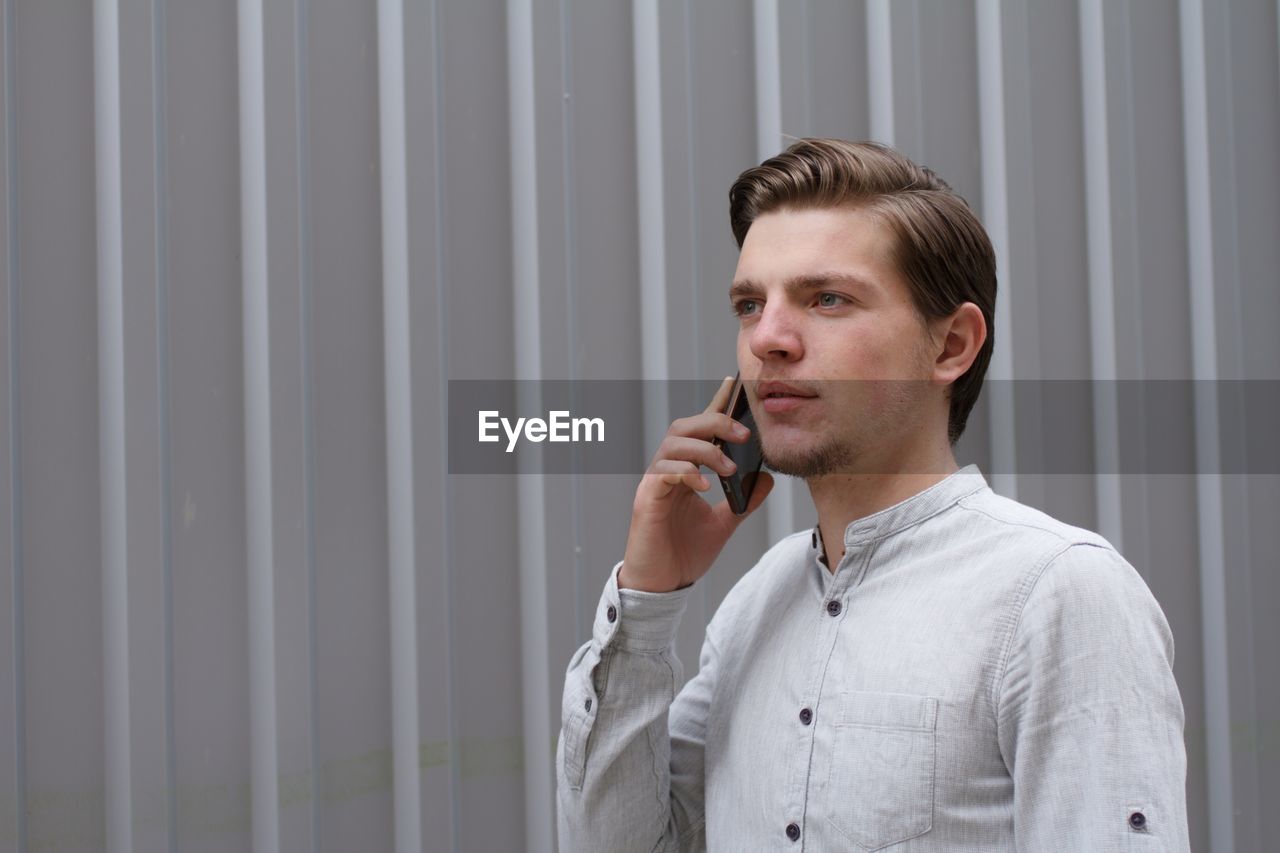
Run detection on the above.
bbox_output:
[808,438,958,572]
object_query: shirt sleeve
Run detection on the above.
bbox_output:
[997,542,1190,852]
[556,561,714,853]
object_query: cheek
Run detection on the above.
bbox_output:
[821,339,907,407]
[843,378,894,412]
[828,336,892,375]
[839,324,927,379]
[737,335,757,374]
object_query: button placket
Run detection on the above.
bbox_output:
[784,549,857,850]
[821,541,866,620]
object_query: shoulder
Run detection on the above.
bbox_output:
[1020,541,1169,639]
[995,536,1175,710]
[953,488,1172,657]
[957,487,1114,554]
[723,528,813,602]
[703,529,813,633]
[960,490,1156,610]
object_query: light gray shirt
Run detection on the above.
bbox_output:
[556,466,1189,851]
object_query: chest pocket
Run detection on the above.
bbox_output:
[818,691,938,851]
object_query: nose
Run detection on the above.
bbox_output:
[747,302,804,363]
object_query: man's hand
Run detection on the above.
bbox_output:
[618,377,774,592]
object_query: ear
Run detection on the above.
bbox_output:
[930,302,986,386]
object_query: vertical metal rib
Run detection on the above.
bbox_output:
[93,1,132,849]
[751,0,796,542]
[975,0,1017,499]
[376,1,422,850]
[908,1,924,157]
[1179,0,1234,849]
[682,0,701,385]
[633,0,670,476]
[236,1,280,850]
[3,0,26,846]
[681,2,710,581]
[866,0,893,144]
[753,0,781,158]
[426,0,461,845]
[800,0,813,133]
[506,2,553,851]
[150,0,178,847]
[292,0,320,847]
[557,0,586,660]
[1078,0,1123,547]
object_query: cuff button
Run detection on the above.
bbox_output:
[1129,811,1147,831]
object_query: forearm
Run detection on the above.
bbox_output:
[556,564,697,853]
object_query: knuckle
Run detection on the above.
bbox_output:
[671,438,702,462]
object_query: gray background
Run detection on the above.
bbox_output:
[1,0,1278,851]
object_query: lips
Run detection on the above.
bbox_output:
[755,380,818,400]
[755,380,818,415]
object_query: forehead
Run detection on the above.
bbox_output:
[732,205,903,292]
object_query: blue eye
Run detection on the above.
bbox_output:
[734,299,760,317]
[818,293,844,307]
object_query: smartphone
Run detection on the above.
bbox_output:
[714,374,764,515]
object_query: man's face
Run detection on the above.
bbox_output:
[731,205,943,477]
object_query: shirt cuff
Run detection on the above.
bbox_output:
[592,560,692,653]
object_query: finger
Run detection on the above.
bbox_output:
[703,375,736,415]
[667,411,752,444]
[644,460,710,498]
[655,435,738,477]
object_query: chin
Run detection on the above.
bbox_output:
[761,437,855,479]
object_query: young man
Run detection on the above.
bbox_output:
[556,139,1188,851]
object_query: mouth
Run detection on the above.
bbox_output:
[756,381,818,399]
[755,381,819,414]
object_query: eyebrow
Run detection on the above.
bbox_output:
[728,273,877,301]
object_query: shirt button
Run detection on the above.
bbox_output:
[1129,811,1147,830]
[785,822,801,842]
[826,599,842,617]
[584,698,592,712]
[606,605,617,623]
[799,708,812,725]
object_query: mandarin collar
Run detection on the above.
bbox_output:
[807,464,988,556]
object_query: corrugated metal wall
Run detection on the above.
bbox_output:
[1,1,1277,851]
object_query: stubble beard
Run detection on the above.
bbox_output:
[761,433,856,479]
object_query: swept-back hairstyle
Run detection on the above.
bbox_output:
[729,138,996,444]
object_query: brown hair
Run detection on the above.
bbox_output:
[729,138,996,444]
